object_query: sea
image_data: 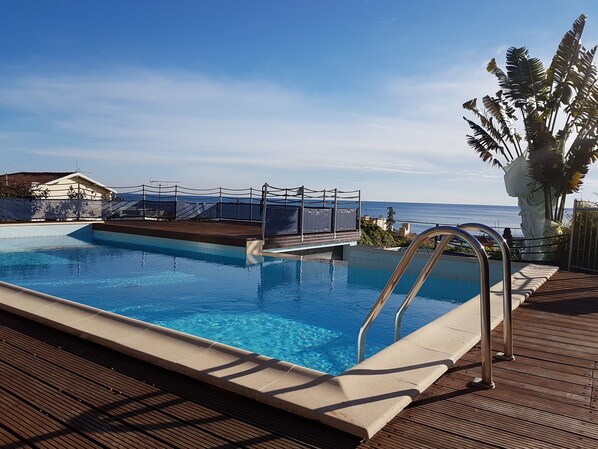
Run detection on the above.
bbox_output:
[361,201,530,236]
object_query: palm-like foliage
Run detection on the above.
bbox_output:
[464,14,598,224]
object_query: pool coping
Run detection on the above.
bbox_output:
[0,261,557,439]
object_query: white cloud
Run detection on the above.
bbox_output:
[1,65,596,205]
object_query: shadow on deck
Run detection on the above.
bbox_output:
[0,271,597,448]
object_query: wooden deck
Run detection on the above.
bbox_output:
[93,220,263,247]
[93,220,361,251]
[1,270,598,448]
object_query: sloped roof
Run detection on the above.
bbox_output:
[2,172,73,185]
[1,172,116,193]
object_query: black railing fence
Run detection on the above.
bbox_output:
[260,184,361,239]
[445,232,570,265]
[568,200,598,273]
[105,185,263,222]
[0,183,361,241]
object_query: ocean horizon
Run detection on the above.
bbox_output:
[360,200,574,236]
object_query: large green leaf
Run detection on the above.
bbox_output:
[504,47,548,108]
[462,98,508,153]
[464,118,507,167]
[562,127,598,193]
[547,14,586,87]
[487,58,510,91]
[567,46,598,123]
[481,95,519,158]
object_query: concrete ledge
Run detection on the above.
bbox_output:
[0,263,558,439]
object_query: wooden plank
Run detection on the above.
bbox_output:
[0,425,33,449]
[0,342,244,448]
[408,396,570,448]
[488,338,595,369]
[0,361,167,448]
[452,357,592,402]
[360,417,493,449]
[419,382,598,441]
[433,373,598,423]
[509,315,598,339]
[468,346,592,377]
[0,384,105,449]
[490,333,598,362]
[505,327,598,351]
[458,350,593,386]
[397,407,523,448]
[0,327,311,449]
[0,312,359,449]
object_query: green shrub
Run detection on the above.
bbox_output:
[359,219,397,247]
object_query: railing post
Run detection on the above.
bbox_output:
[219,187,223,220]
[300,186,305,242]
[158,183,162,219]
[174,184,178,221]
[142,184,146,220]
[249,188,253,222]
[357,190,361,233]
[77,181,81,221]
[333,188,338,237]
[261,183,268,241]
[567,199,578,271]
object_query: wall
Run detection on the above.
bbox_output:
[344,245,525,283]
[0,222,93,239]
[40,177,112,200]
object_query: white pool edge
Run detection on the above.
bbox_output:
[0,263,558,439]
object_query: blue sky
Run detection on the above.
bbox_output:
[1,0,598,205]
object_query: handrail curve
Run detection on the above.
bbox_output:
[394,223,513,360]
[357,225,494,389]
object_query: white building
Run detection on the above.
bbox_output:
[2,172,116,200]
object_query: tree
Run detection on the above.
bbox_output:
[0,183,48,222]
[463,14,598,242]
[359,219,397,247]
[0,183,48,199]
[386,206,396,231]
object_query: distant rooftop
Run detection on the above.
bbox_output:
[2,172,74,186]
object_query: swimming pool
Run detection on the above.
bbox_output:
[0,223,559,438]
[0,233,482,375]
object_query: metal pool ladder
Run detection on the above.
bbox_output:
[357,224,514,389]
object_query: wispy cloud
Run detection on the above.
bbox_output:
[1,64,591,204]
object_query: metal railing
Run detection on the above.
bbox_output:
[105,185,263,222]
[394,223,513,360]
[260,184,361,241]
[568,199,598,273]
[357,225,495,389]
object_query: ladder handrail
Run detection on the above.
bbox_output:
[394,223,513,360]
[460,223,513,360]
[357,225,494,389]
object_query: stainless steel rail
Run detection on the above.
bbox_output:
[394,223,513,360]
[357,225,495,389]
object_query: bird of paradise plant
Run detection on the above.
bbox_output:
[464,14,598,242]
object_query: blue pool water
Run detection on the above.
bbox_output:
[0,235,481,375]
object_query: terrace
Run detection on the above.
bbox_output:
[0,270,596,447]
[0,199,596,446]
